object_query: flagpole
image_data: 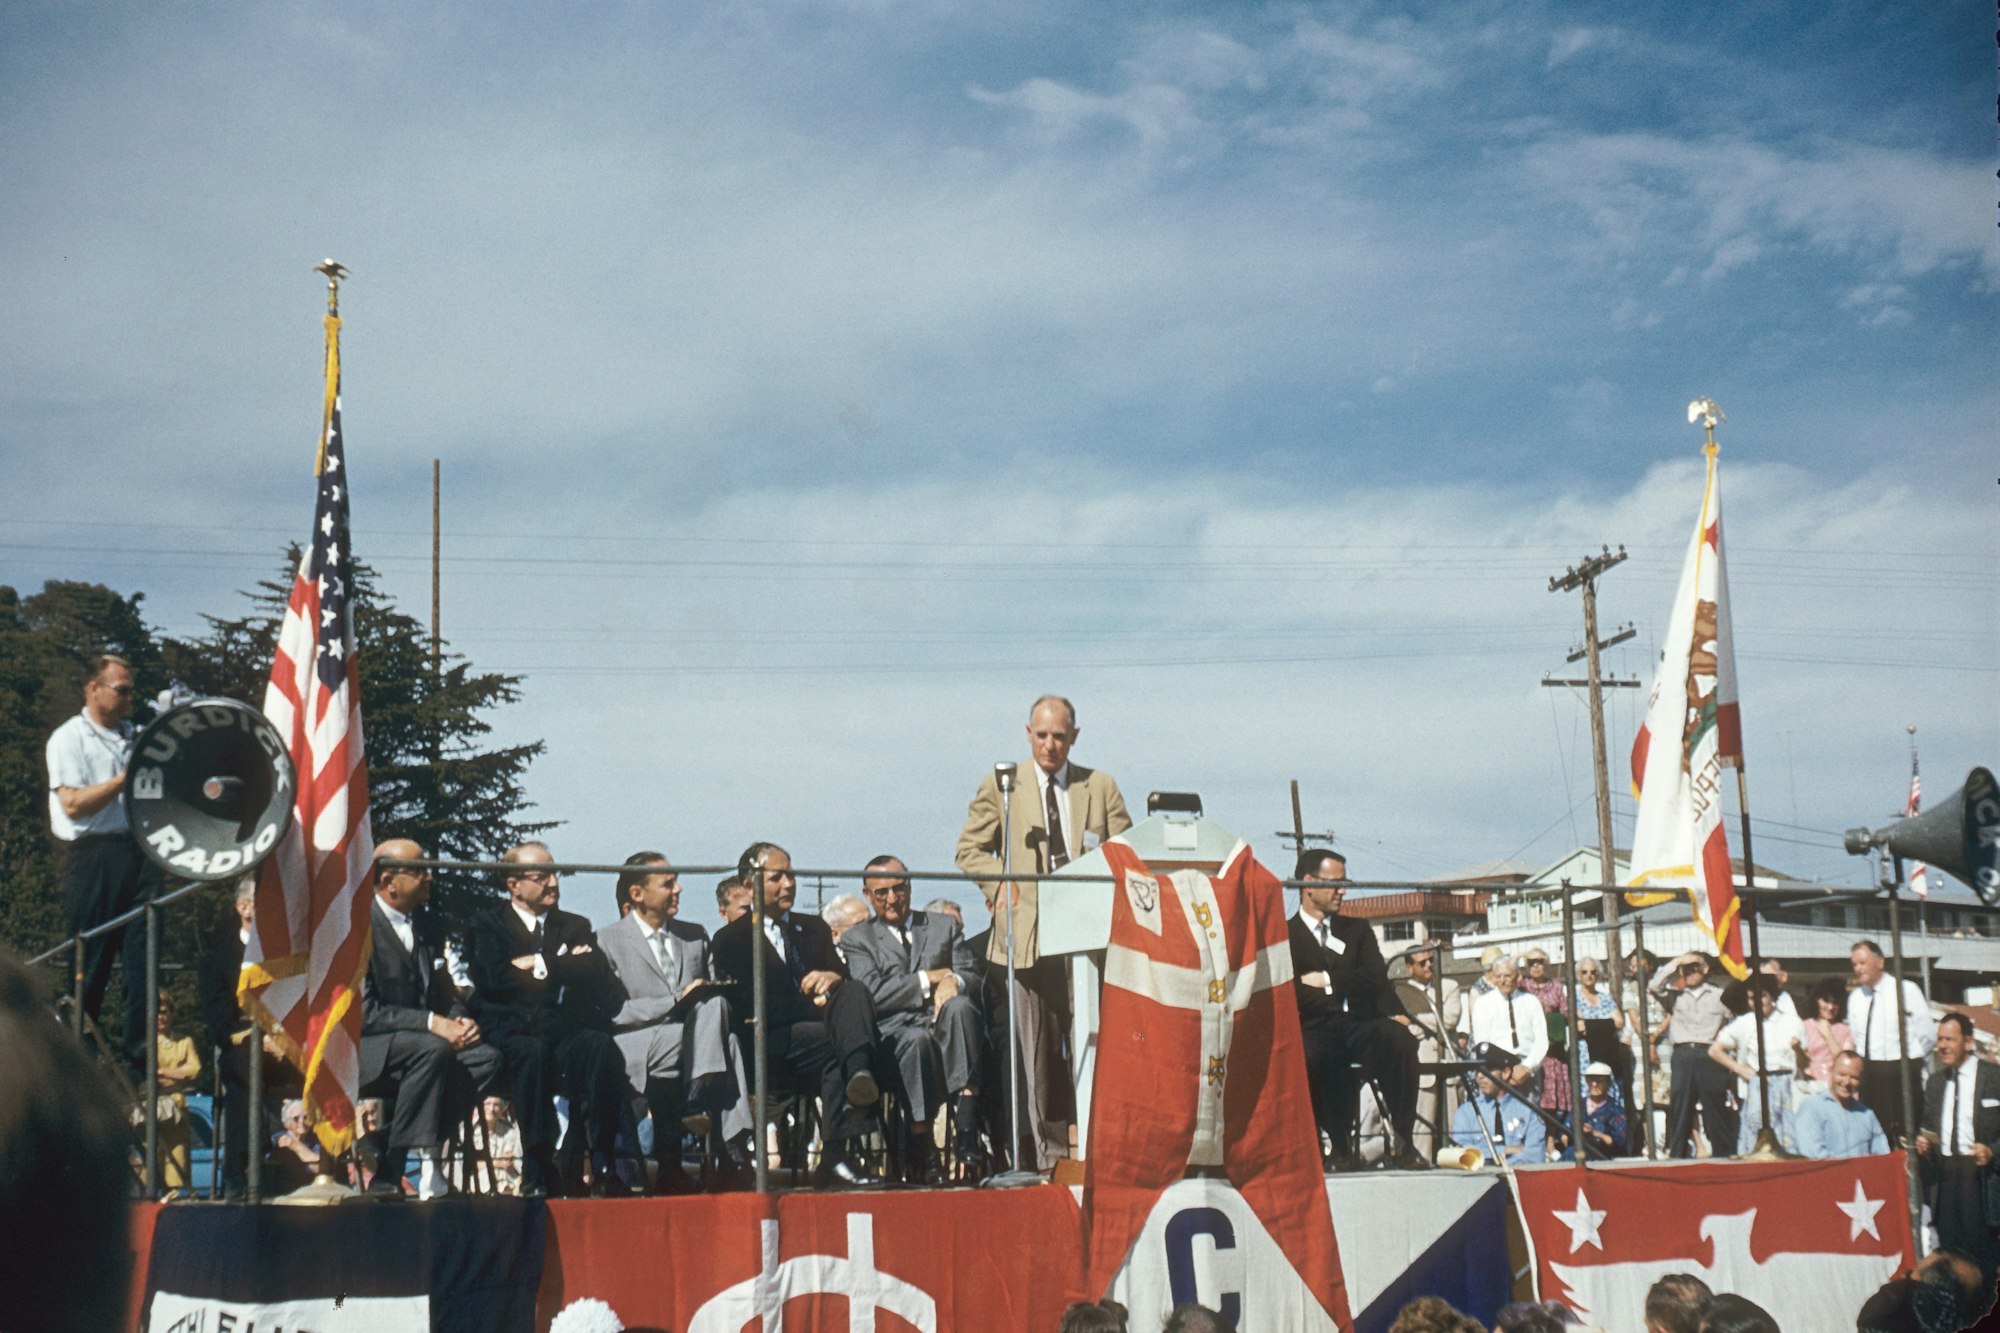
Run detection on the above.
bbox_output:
[1911,726,1933,996]
[1693,406,1785,1161]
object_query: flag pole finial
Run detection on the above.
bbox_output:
[1687,396,1724,456]
[313,259,350,316]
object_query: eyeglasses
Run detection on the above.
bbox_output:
[94,682,135,696]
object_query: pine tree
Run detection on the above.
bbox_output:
[163,551,554,921]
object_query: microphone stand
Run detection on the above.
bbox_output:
[986,763,1041,1187]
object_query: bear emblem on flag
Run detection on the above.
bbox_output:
[1083,838,1352,1330]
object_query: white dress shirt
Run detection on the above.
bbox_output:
[509,902,549,979]
[379,899,417,955]
[1469,988,1549,1069]
[1846,976,1935,1061]
[1940,1060,1980,1157]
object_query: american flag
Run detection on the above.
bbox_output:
[238,307,376,1154]
[1906,750,1928,900]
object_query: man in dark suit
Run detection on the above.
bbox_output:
[466,841,628,1196]
[359,839,502,1197]
[1287,849,1421,1170]
[711,841,884,1187]
[598,851,753,1192]
[843,855,986,1180]
[1916,1013,2000,1304]
[196,876,297,1199]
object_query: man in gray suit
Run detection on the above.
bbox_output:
[598,851,753,1192]
[843,855,986,1181]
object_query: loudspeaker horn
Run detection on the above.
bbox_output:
[123,698,295,882]
[1845,767,2000,905]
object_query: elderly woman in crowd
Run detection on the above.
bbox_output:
[1516,949,1572,1118]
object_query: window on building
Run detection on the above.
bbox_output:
[1383,921,1416,941]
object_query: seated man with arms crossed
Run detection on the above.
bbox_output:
[842,855,986,1181]
[467,842,629,1196]
[598,851,754,1192]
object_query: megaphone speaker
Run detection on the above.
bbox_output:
[1874,767,2000,905]
[123,698,296,882]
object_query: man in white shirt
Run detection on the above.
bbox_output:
[1847,938,1934,1145]
[44,653,160,1068]
[1467,958,1547,1091]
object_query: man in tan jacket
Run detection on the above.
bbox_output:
[956,694,1132,1172]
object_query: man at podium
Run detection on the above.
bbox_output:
[956,694,1132,1172]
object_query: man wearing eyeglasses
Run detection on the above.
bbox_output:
[1289,849,1422,1170]
[466,842,628,1196]
[45,653,160,1069]
[843,855,986,1182]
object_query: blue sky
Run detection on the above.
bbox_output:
[3,1,1993,923]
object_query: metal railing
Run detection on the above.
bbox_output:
[17,847,1963,1206]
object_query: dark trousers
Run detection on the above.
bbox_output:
[1301,1015,1421,1160]
[491,1026,625,1190]
[1861,1057,1925,1148]
[770,980,880,1145]
[360,1029,505,1154]
[1932,1158,2000,1307]
[984,955,1072,1172]
[61,833,162,1066]
[215,1040,300,1198]
[1667,1043,1736,1158]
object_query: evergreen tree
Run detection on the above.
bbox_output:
[164,551,553,922]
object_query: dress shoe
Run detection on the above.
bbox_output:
[821,1145,885,1190]
[844,1070,880,1109]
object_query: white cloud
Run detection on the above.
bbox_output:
[1517,132,1993,286]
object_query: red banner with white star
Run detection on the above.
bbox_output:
[1515,1156,1914,1330]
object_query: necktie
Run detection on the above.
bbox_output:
[652,929,674,983]
[532,917,545,952]
[1508,997,1520,1049]
[896,924,912,964]
[1864,992,1877,1059]
[1045,779,1069,870]
[1318,919,1332,950]
[1949,1072,1961,1155]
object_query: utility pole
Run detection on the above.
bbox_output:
[1275,779,1336,860]
[431,458,442,685]
[1545,546,1640,992]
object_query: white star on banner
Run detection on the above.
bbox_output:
[1552,1188,1607,1253]
[1837,1179,1884,1241]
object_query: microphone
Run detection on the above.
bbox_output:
[995,762,1017,793]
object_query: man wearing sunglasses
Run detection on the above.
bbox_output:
[45,653,160,1070]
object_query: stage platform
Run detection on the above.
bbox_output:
[129,1154,1914,1332]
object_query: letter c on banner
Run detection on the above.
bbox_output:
[1164,1207,1241,1326]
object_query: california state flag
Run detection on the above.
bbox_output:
[1083,839,1351,1330]
[1626,440,1747,977]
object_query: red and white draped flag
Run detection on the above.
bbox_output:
[238,301,375,1153]
[1517,1155,1913,1331]
[1082,838,1352,1330]
[1627,442,1748,977]
[1905,750,1929,899]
